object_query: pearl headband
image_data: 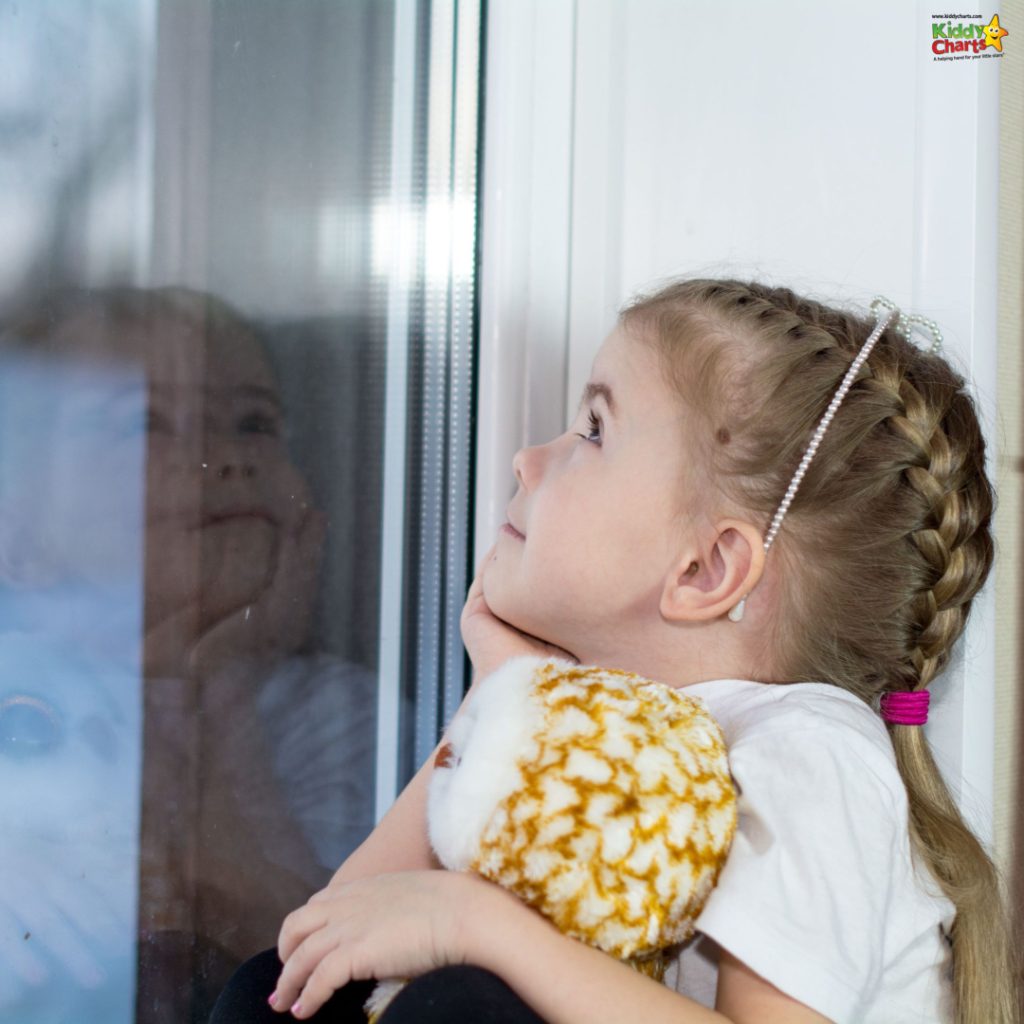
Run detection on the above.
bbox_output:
[727,295,945,625]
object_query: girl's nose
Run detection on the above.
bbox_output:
[204,437,259,480]
[512,443,543,490]
[213,461,258,480]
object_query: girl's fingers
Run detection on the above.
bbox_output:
[40,865,126,949]
[467,542,497,595]
[463,544,499,619]
[0,906,48,988]
[277,902,328,965]
[18,901,105,988]
[272,927,345,1016]
[271,942,317,1014]
[288,947,355,1020]
[471,544,488,578]
[476,541,496,576]
[3,867,113,984]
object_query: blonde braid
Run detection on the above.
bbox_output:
[873,348,1015,1023]
[886,367,983,685]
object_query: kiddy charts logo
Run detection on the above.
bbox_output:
[931,13,1009,60]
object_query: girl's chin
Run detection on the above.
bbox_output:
[480,585,527,632]
[487,597,558,649]
[482,569,571,646]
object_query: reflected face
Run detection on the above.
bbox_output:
[482,326,699,661]
[40,304,316,633]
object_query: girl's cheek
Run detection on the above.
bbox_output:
[262,460,316,521]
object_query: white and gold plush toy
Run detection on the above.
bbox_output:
[366,655,737,1021]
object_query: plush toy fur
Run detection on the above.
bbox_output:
[365,656,736,1021]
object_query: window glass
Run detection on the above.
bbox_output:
[0,2,480,1021]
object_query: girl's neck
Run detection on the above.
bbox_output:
[576,641,765,690]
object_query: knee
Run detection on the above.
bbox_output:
[208,948,282,1024]
[380,964,544,1024]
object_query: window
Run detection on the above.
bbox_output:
[0,2,482,1020]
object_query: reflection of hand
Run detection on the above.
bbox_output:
[0,636,136,1012]
[460,543,579,688]
[189,504,326,678]
[0,833,131,1008]
[143,504,326,680]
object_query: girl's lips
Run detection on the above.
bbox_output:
[501,522,525,541]
[199,510,279,528]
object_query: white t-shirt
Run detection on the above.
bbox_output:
[662,677,956,1024]
[256,652,378,869]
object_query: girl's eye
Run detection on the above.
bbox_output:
[574,410,602,445]
[236,411,281,437]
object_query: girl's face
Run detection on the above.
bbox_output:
[12,305,316,634]
[135,313,316,634]
[483,325,703,664]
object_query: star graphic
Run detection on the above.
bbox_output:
[982,14,1009,51]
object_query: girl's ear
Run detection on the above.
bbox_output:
[659,518,765,623]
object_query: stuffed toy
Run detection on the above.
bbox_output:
[365,655,737,1021]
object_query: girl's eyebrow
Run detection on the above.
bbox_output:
[151,382,284,409]
[214,385,284,408]
[578,381,617,419]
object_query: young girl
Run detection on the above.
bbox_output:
[210,278,1017,1024]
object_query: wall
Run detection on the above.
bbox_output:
[478,0,1009,847]
[994,0,1023,931]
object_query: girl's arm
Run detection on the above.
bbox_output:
[463,879,834,1024]
[466,880,727,1023]
[274,868,833,1023]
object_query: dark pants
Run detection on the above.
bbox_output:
[208,947,547,1023]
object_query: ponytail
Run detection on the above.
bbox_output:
[891,725,1018,1023]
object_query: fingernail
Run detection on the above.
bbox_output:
[267,990,278,1007]
[290,1002,303,1017]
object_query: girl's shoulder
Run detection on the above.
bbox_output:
[685,676,956,932]
[683,674,876,723]
[677,678,956,1023]
[684,676,904,813]
[684,676,889,749]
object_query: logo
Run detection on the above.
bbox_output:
[931,13,1009,60]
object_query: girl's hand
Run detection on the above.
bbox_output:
[189,504,327,680]
[270,871,479,1019]
[143,504,326,681]
[0,834,128,1006]
[461,543,579,684]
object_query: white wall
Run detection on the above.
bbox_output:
[477,0,1003,845]
[994,0,1023,886]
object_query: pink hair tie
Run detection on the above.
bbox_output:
[880,690,930,726]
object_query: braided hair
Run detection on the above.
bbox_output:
[618,277,1016,1024]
